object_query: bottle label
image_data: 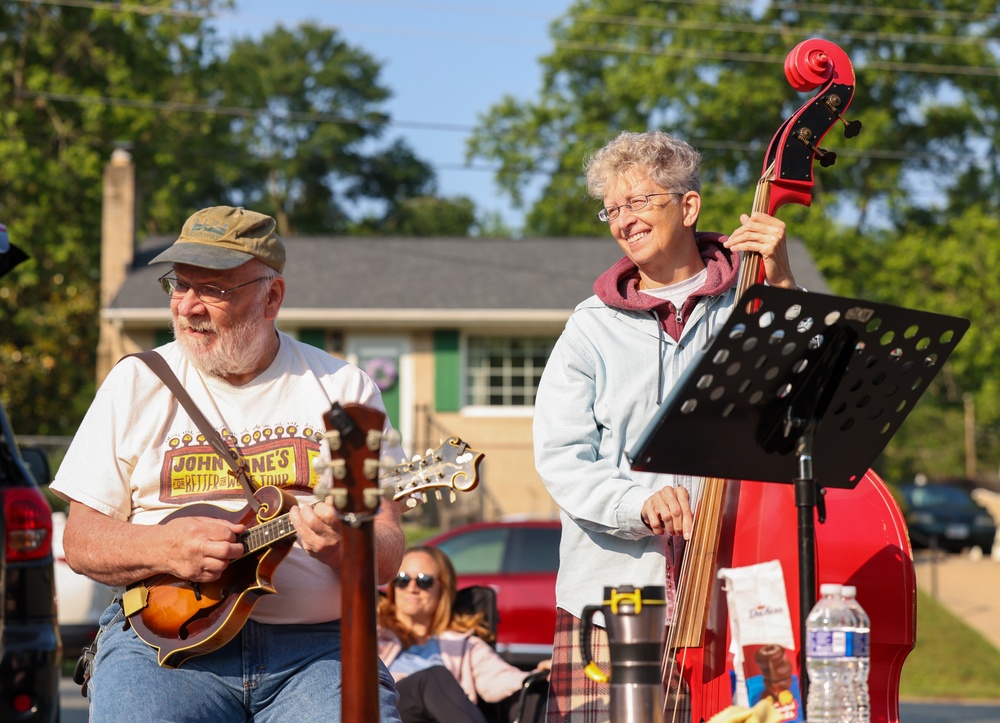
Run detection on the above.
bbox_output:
[806,628,869,658]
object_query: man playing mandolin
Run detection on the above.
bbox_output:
[50,206,407,722]
[533,130,799,721]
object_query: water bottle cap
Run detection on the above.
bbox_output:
[819,583,842,596]
[842,585,857,597]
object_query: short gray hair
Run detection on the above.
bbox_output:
[585,130,702,199]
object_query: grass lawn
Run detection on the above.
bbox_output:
[900,588,1000,700]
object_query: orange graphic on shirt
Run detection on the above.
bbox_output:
[159,427,321,504]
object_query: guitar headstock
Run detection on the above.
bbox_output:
[315,402,388,524]
[383,436,483,509]
[313,404,483,520]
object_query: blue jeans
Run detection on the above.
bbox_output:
[89,602,401,722]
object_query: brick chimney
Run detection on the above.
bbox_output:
[95,146,136,383]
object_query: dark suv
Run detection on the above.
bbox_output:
[0,225,61,721]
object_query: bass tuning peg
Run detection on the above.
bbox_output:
[794,127,838,167]
[823,94,862,139]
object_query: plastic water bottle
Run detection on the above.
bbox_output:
[841,585,871,723]
[805,583,853,723]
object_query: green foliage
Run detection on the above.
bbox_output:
[469,0,1000,480]
[0,1,236,433]
[0,6,477,434]
[216,24,438,235]
[353,195,476,236]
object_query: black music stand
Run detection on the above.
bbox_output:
[630,285,968,666]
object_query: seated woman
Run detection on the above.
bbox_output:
[377,545,550,723]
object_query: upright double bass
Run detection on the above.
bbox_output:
[657,39,916,723]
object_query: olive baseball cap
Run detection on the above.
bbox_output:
[148,206,285,273]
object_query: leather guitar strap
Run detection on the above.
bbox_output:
[126,351,261,513]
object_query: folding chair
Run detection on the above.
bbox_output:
[454,585,550,723]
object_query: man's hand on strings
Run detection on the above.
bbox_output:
[165,515,246,583]
[290,498,344,571]
[641,486,693,539]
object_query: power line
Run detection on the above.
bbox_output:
[12,1,997,173]
[17,89,474,134]
[772,1,997,23]
[20,88,981,166]
[568,11,994,49]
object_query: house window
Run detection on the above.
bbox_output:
[465,336,556,407]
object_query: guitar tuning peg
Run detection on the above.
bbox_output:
[323,430,342,451]
[406,497,419,509]
[365,429,383,451]
[449,490,457,504]
[434,489,443,501]
[384,430,401,447]
[311,457,327,473]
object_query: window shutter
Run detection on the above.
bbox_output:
[433,330,460,412]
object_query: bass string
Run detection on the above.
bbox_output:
[662,474,721,723]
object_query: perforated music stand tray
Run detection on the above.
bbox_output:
[629,284,968,658]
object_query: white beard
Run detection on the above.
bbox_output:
[173,304,276,381]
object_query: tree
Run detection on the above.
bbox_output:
[468,0,1000,479]
[0,0,237,434]
[214,24,451,236]
[0,6,473,434]
[354,195,476,237]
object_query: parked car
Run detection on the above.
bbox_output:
[0,224,60,721]
[0,420,61,722]
[52,510,116,659]
[422,519,560,668]
[899,482,997,555]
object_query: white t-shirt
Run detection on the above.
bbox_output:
[638,267,708,309]
[50,332,402,625]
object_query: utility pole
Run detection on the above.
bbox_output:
[964,393,976,479]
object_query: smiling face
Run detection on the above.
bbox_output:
[604,175,704,288]
[392,549,444,630]
[170,260,285,385]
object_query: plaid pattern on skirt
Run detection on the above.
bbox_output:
[545,607,692,723]
[545,608,611,723]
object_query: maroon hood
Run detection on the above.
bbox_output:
[593,232,739,340]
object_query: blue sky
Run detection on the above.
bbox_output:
[213,0,575,230]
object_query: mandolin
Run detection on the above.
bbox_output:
[123,408,482,669]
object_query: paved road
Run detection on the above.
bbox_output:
[58,676,1000,723]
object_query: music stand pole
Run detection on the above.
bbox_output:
[792,430,817,689]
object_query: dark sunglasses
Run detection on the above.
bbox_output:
[393,572,436,591]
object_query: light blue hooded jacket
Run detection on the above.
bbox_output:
[533,233,740,619]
